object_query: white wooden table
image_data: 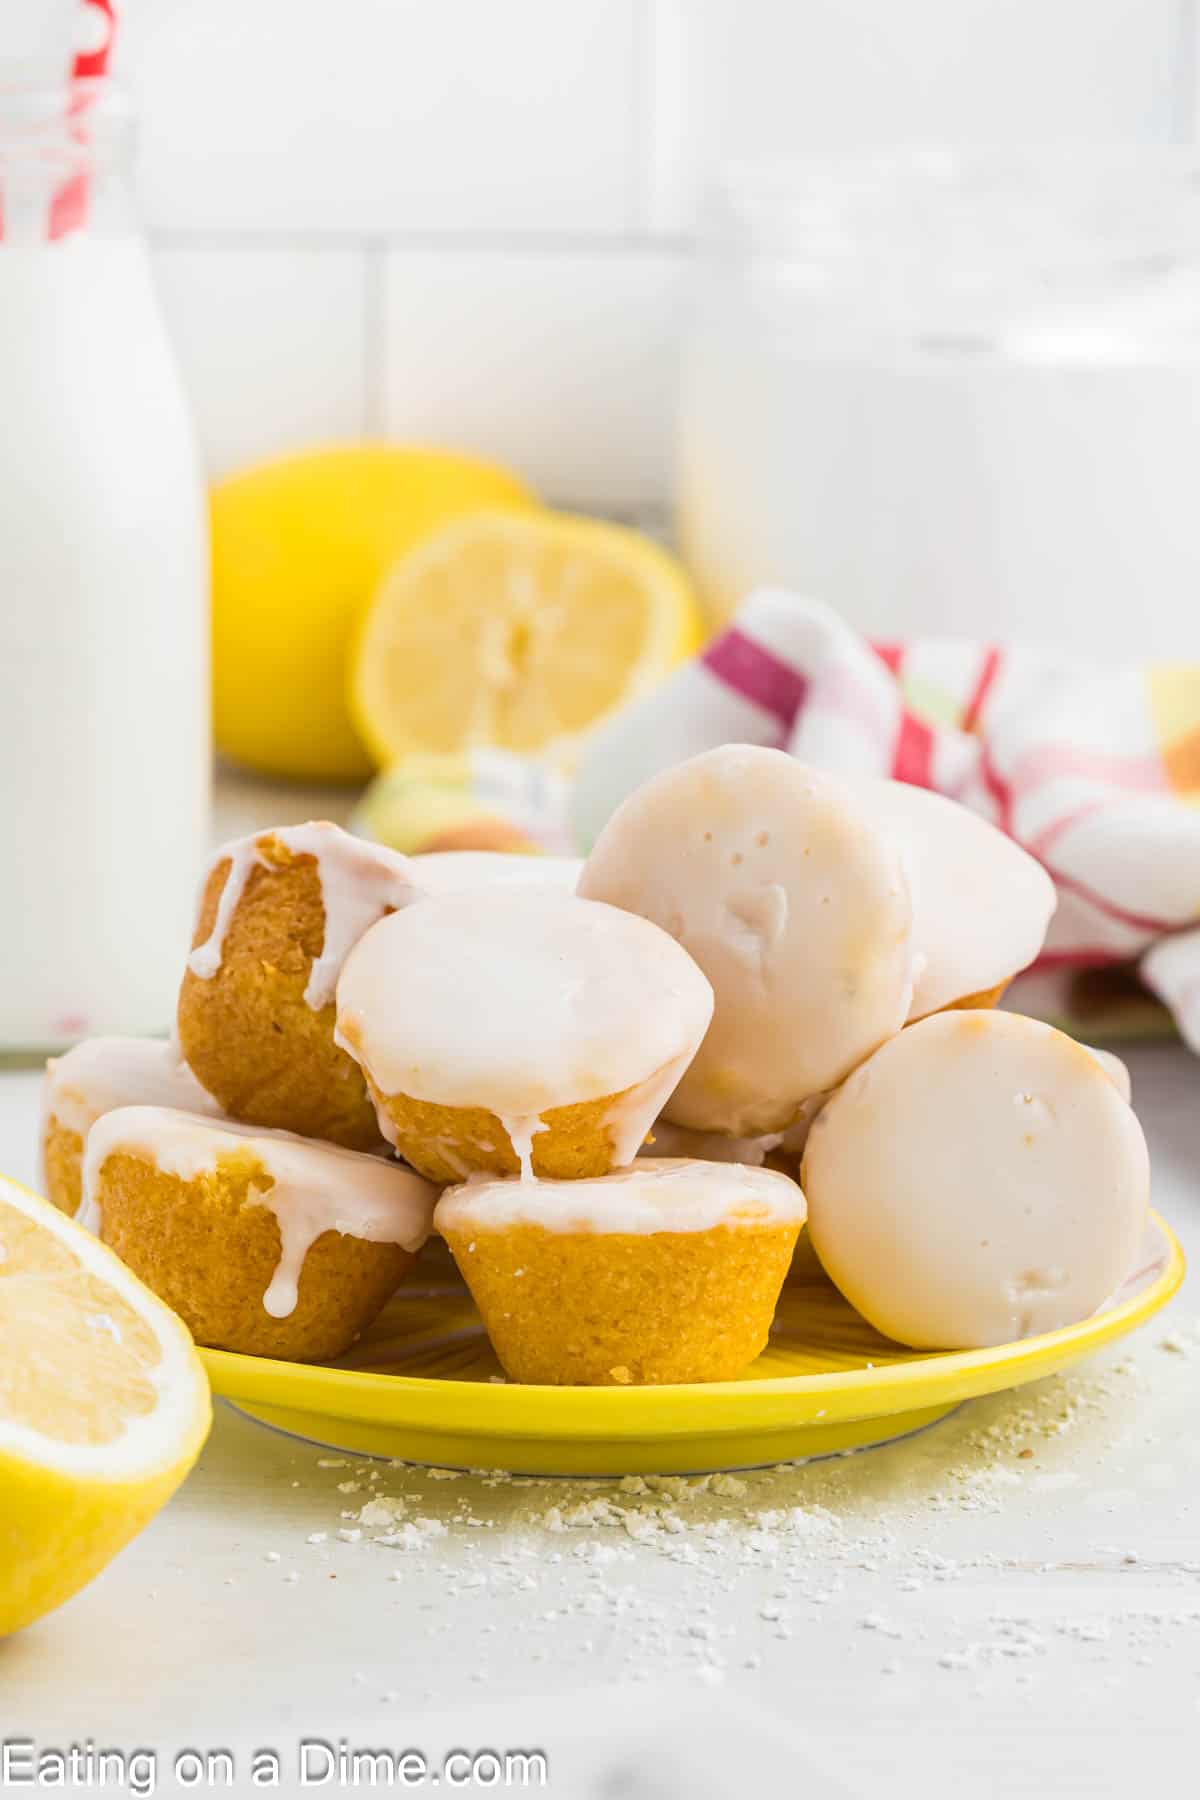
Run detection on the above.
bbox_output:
[1,1044,1197,1798]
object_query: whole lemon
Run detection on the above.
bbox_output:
[210,445,534,782]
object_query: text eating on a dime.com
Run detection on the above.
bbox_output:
[0,1738,550,1793]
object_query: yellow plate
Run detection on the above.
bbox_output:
[202,1215,1183,1476]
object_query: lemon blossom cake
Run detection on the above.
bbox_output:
[579,745,915,1136]
[80,1107,437,1361]
[36,740,1158,1396]
[335,889,714,1184]
[802,1010,1149,1350]
[436,1158,807,1385]
[833,774,1057,1019]
[41,1035,221,1217]
[177,822,420,1150]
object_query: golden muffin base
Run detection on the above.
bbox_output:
[442,1219,800,1385]
[367,1081,646,1185]
[177,837,386,1151]
[42,1115,84,1217]
[94,1148,414,1362]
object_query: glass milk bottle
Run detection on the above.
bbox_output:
[0,82,209,1050]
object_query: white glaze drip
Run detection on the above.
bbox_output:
[80,1106,437,1317]
[436,1157,806,1236]
[598,1049,707,1169]
[188,822,419,1009]
[42,1036,221,1143]
[430,1137,472,1180]
[497,1113,547,1183]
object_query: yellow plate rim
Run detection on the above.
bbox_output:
[200,1212,1184,1446]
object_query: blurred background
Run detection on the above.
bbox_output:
[5,0,1200,1044]
[8,0,1198,510]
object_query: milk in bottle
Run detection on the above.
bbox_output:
[0,84,209,1049]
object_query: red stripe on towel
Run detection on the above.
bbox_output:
[961,645,1001,733]
[702,630,810,733]
[891,711,935,787]
[978,747,1015,835]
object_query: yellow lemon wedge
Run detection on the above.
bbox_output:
[211,446,535,783]
[349,509,703,769]
[0,1175,211,1635]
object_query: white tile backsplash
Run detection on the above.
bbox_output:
[20,0,1182,506]
[380,248,685,509]
[118,0,640,236]
[152,247,367,476]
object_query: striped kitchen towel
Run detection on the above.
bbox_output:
[572,588,1200,1050]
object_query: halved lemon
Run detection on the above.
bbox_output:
[349,510,703,769]
[0,1175,211,1635]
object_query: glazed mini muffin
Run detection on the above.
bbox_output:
[177,821,419,1150]
[336,889,714,1185]
[41,1035,221,1217]
[579,745,914,1137]
[802,1010,1149,1350]
[436,1158,807,1385]
[833,774,1057,1019]
[79,1106,437,1361]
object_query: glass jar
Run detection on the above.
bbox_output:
[677,150,1200,657]
[0,82,210,1051]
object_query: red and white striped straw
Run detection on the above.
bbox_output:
[48,0,119,239]
[0,0,118,242]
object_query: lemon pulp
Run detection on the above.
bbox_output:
[0,1176,211,1635]
[350,509,702,768]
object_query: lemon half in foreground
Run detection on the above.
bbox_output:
[349,510,703,769]
[211,446,535,783]
[0,1176,211,1635]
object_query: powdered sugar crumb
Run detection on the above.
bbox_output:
[282,1325,1196,1691]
